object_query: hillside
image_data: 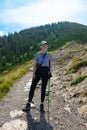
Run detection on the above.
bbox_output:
[0,41,87,130]
[0,21,87,74]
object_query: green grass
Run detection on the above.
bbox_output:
[62,41,72,49]
[0,82,11,99]
[0,77,4,84]
[0,60,33,101]
[84,48,87,51]
[70,75,87,86]
[84,90,87,96]
[67,60,87,74]
[0,83,11,92]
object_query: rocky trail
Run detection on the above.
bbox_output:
[0,42,87,130]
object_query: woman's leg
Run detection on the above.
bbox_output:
[40,69,48,112]
[41,67,49,103]
[28,75,40,102]
[23,69,41,112]
[41,77,48,103]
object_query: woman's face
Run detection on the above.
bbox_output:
[41,44,48,52]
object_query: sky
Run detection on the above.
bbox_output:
[0,0,87,36]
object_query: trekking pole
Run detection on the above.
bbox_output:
[47,58,51,122]
[47,78,51,123]
[48,78,51,112]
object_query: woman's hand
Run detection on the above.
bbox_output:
[48,71,52,79]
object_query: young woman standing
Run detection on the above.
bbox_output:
[23,41,54,113]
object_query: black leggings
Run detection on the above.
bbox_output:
[28,66,49,103]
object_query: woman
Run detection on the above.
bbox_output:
[23,41,54,113]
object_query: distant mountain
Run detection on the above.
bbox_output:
[0,21,87,74]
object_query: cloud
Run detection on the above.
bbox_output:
[0,0,87,34]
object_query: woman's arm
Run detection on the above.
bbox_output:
[32,60,37,79]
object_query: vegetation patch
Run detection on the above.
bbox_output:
[84,48,87,51]
[72,54,81,63]
[0,77,4,84]
[0,60,33,100]
[84,90,87,96]
[70,75,87,86]
[0,83,11,92]
[62,41,72,49]
[67,60,87,74]
[0,82,11,100]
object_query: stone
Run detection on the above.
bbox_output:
[10,110,24,118]
[0,119,27,130]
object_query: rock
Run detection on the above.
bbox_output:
[10,110,24,118]
[0,119,27,130]
[78,104,87,115]
[64,104,71,113]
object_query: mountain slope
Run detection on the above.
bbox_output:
[0,22,87,74]
[53,41,87,116]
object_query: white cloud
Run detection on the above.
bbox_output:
[0,0,87,34]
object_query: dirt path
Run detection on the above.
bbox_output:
[0,50,87,130]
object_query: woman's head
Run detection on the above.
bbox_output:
[40,41,48,52]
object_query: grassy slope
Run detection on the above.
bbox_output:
[0,60,33,100]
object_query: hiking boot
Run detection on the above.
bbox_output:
[22,102,30,112]
[40,103,45,113]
